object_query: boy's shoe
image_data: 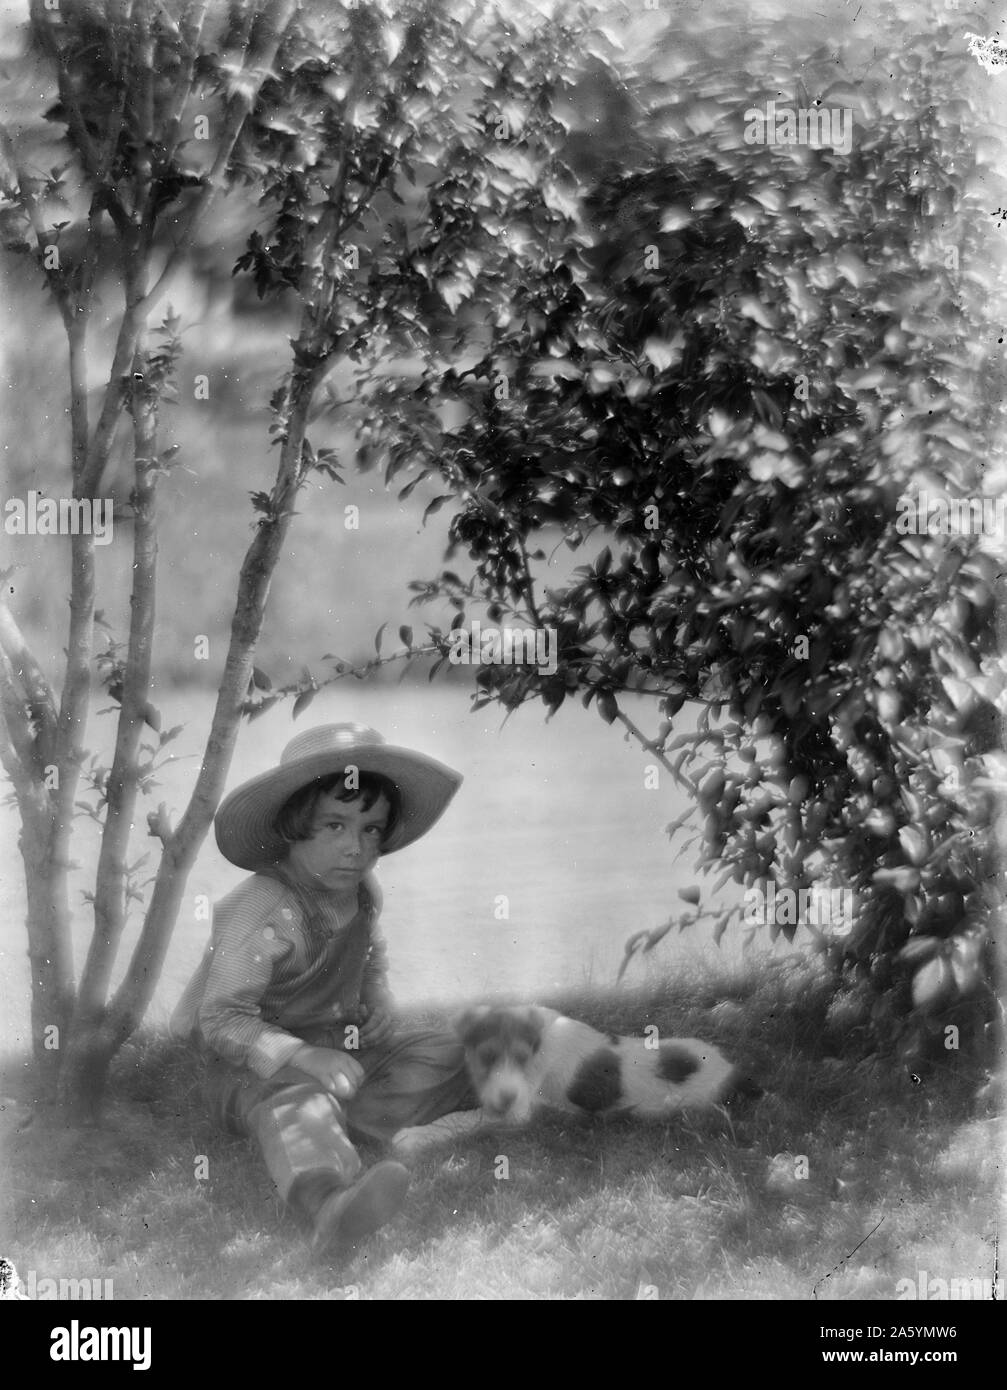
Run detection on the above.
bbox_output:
[312,1160,410,1257]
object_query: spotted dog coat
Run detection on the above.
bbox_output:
[391,1005,759,1154]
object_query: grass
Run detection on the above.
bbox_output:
[1,954,1001,1301]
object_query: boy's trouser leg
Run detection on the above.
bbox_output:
[343,1028,479,1142]
[205,1059,362,1201]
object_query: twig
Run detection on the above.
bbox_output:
[615,706,692,793]
[138,0,299,317]
[0,600,59,763]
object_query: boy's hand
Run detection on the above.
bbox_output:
[358,998,394,1047]
[291,1044,364,1099]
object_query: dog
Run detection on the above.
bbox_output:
[455,1004,759,1122]
[391,1005,759,1155]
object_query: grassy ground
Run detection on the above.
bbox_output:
[1,955,1001,1301]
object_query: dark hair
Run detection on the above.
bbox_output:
[273,771,400,848]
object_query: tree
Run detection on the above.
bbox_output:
[1,0,304,1118]
[0,0,603,1118]
[353,7,1004,1060]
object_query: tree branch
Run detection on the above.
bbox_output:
[138,0,298,318]
[1,628,75,1084]
[80,1,295,496]
[161,0,211,158]
[28,0,132,236]
[615,706,692,793]
[77,348,160,1026]
[108,349,327,1035]
[44,316,98,1033]
[81,304,143,496]
[0,641,42,798]
[0,598,59,769]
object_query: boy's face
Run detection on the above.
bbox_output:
[286,789,390,890]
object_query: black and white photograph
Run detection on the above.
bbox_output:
[0,0,1003,1328]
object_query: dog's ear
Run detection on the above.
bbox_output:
[454,1004,491,1040]
[521,1006,549,1043]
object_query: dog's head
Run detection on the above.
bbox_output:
[454,1005,549,1123]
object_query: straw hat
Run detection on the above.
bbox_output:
[214,723,462,870]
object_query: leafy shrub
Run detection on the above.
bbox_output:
[365,4,1005,1058]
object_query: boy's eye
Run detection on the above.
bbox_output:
[314,821,384,835]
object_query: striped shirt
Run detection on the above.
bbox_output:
[170,866,389,1079]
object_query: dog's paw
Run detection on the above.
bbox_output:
[390,1125,433,1157]
[391,1110,489,1157]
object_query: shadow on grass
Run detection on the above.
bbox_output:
[1,954,1000,1299]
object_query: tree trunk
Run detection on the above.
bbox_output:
[20,806,73,1099]
[9,0,303,1123]
[0,604,63,1097]
[75,338,160,1032]
[55,1022,120,1127]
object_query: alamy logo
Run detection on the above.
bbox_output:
[23,1269,114,1300]
[446,620,558,676]
[1,1257,115,1302]
[3,490,114,545]
[743,880,853,935]
[743,99,853,154]
[896,1270,1003,1300]
[896,492,1006,539]
[50,1320,151,1372]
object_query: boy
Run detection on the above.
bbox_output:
[171,722,479,1258]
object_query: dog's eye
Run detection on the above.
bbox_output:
[476,1044,499,1066]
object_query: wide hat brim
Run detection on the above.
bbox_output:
[215,738,462,871]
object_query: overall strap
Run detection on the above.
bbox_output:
[258,864,375,1021]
